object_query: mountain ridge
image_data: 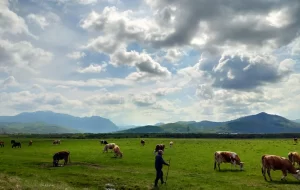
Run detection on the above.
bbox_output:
[0,110,118,133]
[119,112,300,134]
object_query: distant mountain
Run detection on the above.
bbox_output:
[0,111,118,133]
[120,112,300,134]
[0,122,79,134]
[294,119,300,124]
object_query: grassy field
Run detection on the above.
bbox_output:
[0,137,300,190]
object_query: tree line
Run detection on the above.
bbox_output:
[4,133,300,139]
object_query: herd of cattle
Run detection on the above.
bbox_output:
[2,138,300,182]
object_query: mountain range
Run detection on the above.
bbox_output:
[120,112,300,134]
[0,111,118,134]
[0,111,300,134]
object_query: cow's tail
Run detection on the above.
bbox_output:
[68,152,71,164]
[261,155,266,174]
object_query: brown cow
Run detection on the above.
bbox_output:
[28,140,33,146]
[154,144,165,154]
[214,151,244,171]
[141,140,145,146]
[0,141,4,147]
[113,145,123,158]
[103,143,116,153]
[261,154,300,181]
[53,151,71,167]
[288,152,300,168]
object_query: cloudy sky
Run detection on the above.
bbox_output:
[1,0,300,126]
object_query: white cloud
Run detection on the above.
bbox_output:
[27,14,49,30]
[67,51,86,60]
[0,0,34,37]
[164,48,185,63]
[1,76,18,89]
[77,63,107,73]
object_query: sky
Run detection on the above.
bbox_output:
[0,0,300,126]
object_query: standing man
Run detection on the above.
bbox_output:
[154,150,170,187]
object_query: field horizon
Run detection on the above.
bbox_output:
[1,137,300,190]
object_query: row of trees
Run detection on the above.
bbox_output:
[5,132,300,139]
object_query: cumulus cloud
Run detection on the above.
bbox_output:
[164,48,185,63]
[1,76,18,89]
[77,63,107,73]
[84,93,125,105]
[153,87,181,97]
[0,0,34,37]
[132,93,156,107]
[111,49,171,80]
[67,51,86,60]
[0,39,53,71]
[26,12,60,30]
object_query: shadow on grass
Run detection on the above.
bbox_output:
[267,180,300,184]
[39,162,102,169]
[216,169,244,172]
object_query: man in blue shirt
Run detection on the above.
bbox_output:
[154,150,170,187]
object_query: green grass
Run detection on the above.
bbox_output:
[0,138,300,190]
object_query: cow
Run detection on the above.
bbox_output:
[214,151,244,171]
[113,145,123,158]
[288,152,300,168]
[28,140,33,146]
[11,140,15,144]
[53,140,61,145]
[100,140,108,145]
[12,142,21,148]
[261,154,300,181]
[103,143,116,153]
[169,141,173,148]
[294,137,298,144]
[154,144,165,154]
[53,151,71,167]
[0,141,4,147]
[141,140,145,146]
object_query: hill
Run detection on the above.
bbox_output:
[119,112,300,134]
[0,111,118,133]
[0,122,79,134]
[294,119,300,123]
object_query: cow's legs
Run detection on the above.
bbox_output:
[218,163,221,171]
[214,161,217,170]
[281,170,287,181]
[267,169,272,181]
[262,167,267,181]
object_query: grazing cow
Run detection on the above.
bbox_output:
[100,140,108,145]
[12,142,21,148]
[261,154,300,181]
[294,137,298,144]
[288,152,300,167]
[0,141,4,147]
[103,143,116,153]
[53,151,71,167]
[141,140,145,146]
[169,141,173,148]
[53,140,61,145]
[214,151,244,171]
[11,140,15,144]
[28,140,33,146]
[154,144,165,154]
[113,145,123,158]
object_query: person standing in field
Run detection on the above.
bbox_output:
[154,150,170,187]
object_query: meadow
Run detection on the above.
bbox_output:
[0,137,300,190]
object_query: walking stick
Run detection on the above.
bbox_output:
[165,158,171,185]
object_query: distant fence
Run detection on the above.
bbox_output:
[4,133,300,139]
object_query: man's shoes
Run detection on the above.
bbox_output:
[161,181,165,185]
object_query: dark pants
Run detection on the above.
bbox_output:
[154,169,164,186]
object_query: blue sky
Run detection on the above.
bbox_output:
[1,0,300,126]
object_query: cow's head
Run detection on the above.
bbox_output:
[239,162,244,170]
[292,170,300,180]
[53,159,59,167]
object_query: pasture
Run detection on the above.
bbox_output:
[0,137,300,190]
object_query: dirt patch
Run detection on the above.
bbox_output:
[70,162,102,169]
